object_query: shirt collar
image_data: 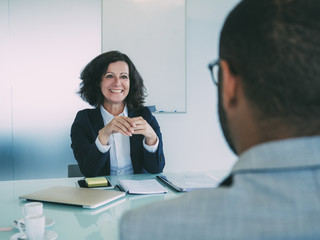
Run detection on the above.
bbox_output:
[100,105,128,125]
[232,136,320,173]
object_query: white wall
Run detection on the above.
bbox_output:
[157,0,240,174]
[0,0,240,180]
[0,0,100,180]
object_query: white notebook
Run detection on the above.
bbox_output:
[157,172,220,192]
[118,179,168,195]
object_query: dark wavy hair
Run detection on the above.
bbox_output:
[219,0,320,133]
[78,51,146,110]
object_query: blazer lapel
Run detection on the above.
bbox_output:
[90,107,105,134]
[128,108,139,118]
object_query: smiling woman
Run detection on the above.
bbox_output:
[70,51,165,177]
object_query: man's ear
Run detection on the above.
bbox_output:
[220,60,238,110]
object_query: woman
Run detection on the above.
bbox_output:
[71,51,165,177]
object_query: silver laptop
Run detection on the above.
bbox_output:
[19,186,126,209]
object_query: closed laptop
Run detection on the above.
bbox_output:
[19,186,125,209]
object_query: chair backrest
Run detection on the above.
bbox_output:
[68,164,84,178]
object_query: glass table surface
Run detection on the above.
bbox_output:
[0,174,181,240]
[0,171,227,240]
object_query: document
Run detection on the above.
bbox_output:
[157,172,220,192]
[118,179,168,195]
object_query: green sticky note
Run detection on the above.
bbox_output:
[85,177,108,187]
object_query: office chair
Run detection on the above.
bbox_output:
[68,164,84,178]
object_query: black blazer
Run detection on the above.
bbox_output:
[70,107,165,177]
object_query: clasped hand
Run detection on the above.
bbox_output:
[98,116,157,146]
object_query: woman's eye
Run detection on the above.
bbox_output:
[120,75,128,79]
[105,75,113,79]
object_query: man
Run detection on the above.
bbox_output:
[120,0,320,239]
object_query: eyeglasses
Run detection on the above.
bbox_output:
[208,59,220,86]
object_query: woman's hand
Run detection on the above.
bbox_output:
[131,117,157,146]
[98,116,136,145]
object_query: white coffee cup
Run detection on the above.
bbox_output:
[22,202,43,216]
[18,214,45,240]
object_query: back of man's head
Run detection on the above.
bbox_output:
[219,0,320,136]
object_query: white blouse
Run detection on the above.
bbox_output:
[95,105,159,175]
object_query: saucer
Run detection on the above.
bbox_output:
[10,230,58,240]
[15,217,55,229]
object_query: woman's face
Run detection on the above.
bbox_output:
[101,61,130,107]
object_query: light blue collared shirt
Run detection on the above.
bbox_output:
[95,105,159,175]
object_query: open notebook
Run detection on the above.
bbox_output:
[19,186,125,209]
[118,179,168,195]
[157,172,221,192]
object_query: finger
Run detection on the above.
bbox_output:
[130,117,144,126]
[106,122,129,136]
[132,124,149,136]
[113,121,134,136]
[119,116,137,128]
[108,117,133,136]
[131,116,143,121]
[114,117,135,133]
[133,118,148,128]
[114,125,132,136]
[112,122,133,136]
[132,129,144,135]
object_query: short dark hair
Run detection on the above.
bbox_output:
[78,51,146,110]
[219,0,320,132]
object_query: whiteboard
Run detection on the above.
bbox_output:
[102,0,186,113]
